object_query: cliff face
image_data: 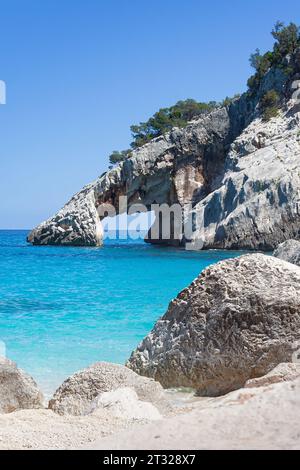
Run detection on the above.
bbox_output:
[28,52,300,249]
[27,184,104,246]
[193,97,300,250]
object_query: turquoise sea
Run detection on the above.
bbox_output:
[0,230,242,397]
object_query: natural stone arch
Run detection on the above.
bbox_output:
[28,108,232,246]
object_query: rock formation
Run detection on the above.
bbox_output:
[127,254,300,396]
[274,239,300,266]
[48,361,169,416]
[27,184,103,246]
[27,49,300,250]
[27,107,235,246]
[2,359,300,449]
[0,357,44,413]
[191,97,300,250]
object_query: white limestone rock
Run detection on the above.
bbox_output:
[48,362,169,416]
[27,108,232,246]
[273,239,300,266]
[28,52,300,250]
[91,387,161,421]
[192,100,300,250]
[244,362,300,388]
[0,357,44,413]
[27,184,103,246]
[127,254,300,396]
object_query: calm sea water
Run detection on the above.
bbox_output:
[0,230,242,397]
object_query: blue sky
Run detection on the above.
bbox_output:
[0,0,299,228]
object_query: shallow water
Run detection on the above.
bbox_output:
[0,230,242,397]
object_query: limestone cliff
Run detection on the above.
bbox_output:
[28,50,300,249]
[193,97,300,250]
[27,107,235,246]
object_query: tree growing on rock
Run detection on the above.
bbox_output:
[260,89,280,121]
[130,99,218,149]
[272,21,300,60]
[248,21,300,94]
[109,149,132,165]
[107,99,219,163]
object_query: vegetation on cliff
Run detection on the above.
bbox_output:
[248,22,300,120]
[108,21,300,165]
[129,99,218,149]
[108,99,218,164]
[248,21,300,93]
[259,89,280,121]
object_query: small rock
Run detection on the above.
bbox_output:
[91,387,161,421]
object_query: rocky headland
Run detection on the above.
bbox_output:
[27,47,300,250]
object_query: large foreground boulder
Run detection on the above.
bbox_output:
[0,357,44,413]
[273,239,300,266]
[127,254,300,396]
[48,362,169,415]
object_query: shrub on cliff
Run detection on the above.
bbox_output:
[107,99,219,164]
[130,99,218,149]
[109,149,132,165]
[260,90,280,121]
[248,22,300,94]
[272,21,300,61]
[222,94,241,107]
[107,21,300,165]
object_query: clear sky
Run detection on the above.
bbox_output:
[0,0,299,228]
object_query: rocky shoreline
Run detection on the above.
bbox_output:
[1,366,300,450]
[1,242,300,449]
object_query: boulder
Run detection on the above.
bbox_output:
[0,357,44,413]
[273,240,300,266]
[48,362,169,416]
[91,387,161,421]
[244,363,300,388]
[127,254,300,396]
